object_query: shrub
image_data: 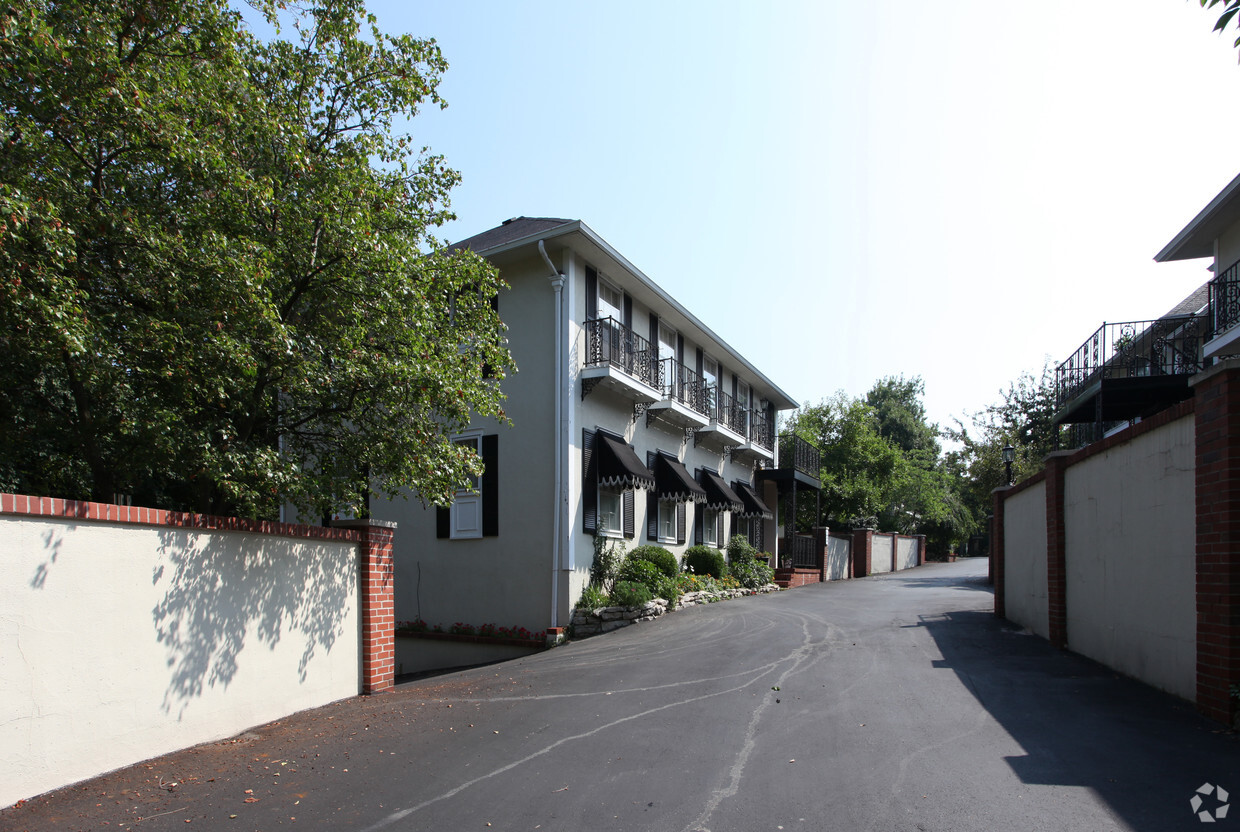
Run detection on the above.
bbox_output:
[729,556,774,589]
[628,544,679,577]
[611,580,653,607]
[618,555,681,604]
[590,536,625,592]
[576,584,610,610]
[618,557,663,590]
[684,545,727,579]
[727,534,759,563]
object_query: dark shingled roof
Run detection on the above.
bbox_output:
[1161,282,1209,319]
[451,217,573,253]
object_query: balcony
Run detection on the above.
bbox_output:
[732,407,774,463]
[581,317,660,404]
[1053,314,1207,427]
[694,388,747,452]
[1207,259,1240,359]
[755,433,820,489]
[645,357,710,430]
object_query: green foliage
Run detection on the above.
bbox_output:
[589,536,625,592]
[617,557,663,590]
[726,534,759,563]
[785,393,903,526]
[0,0,513,516]
[728,555,774,589]
[865,375,940,456]
[610,580,653,608]
[946,362,1065,541]
[683,545,727,579]
[575,584,610,610]
[627,544,678,578]
[1202,0,1240,48]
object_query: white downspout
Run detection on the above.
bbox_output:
[539,240,566,628]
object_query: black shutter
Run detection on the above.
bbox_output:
[583,429,597,535]
[623,293,632,329]
[730,512,737,540]
[649,314,659,353]
[482,434,498,537]
[694,503,703,545]
[586,266,598,320]
[436,506,449,539]
[695,347,703,378]
[676,333,684,365]
[622,489,634,539]
[732,374,738,401]
[647,451,658,541]
[676,503,686,545]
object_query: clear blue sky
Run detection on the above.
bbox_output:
[273,1,1240,433]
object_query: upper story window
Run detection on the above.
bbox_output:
[598,276,623,322]
[703,355,719,412]
[658,321,677,363]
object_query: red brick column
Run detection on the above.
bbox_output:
[991,486,1010,617]
[916,534,927,566]
[335,519,398,695]
[1043,451,1073,650]
[851,528,872,578]
[1192,361,1240,726]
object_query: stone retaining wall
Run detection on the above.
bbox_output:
[570,585,779,637]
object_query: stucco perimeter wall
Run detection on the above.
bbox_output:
[0,509,360,808]
[826,535,851,580]
[1063,414,1196,700]
[1004,481,1049,639]
[871,535,893,574]
[895,536,919,571]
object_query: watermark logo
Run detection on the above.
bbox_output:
[1191,783,1230,823]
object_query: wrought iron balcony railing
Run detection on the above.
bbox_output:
[584,317,657,388]
[1054,314,1207,411]
[1209,258,1240,341]
[713,389,749,436]
[778,433,820,477]
[654,357,708,415]
[749,409,772,451]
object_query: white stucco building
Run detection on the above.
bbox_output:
[373,217,798,640]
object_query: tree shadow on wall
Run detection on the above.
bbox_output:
[151,528,356,719]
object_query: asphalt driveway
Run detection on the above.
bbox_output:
[4,558,1237,832]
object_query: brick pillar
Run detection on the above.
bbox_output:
[335,519,398,695]
[1191,360,1240,726]
[852,528,872,578]
[916,534,927,566]
[1044,450,1074,650]
[814,526,829,582]
[991,486,1010,617]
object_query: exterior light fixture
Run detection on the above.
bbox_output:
[1001,444,1015,486]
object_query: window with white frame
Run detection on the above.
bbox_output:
[598,485,623,537]
[702,355,718,413]
[657,500,678,544]
[702,506,720,546]
[598,276,623,322]
[450,433,482,539]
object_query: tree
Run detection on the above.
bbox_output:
[865,375,939,456]
[1202,0,1240,48]
[785,393,904,528]
[0,0,512,518]
[946,362,1064,529]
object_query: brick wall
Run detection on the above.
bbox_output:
[1192,364,1240,726]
